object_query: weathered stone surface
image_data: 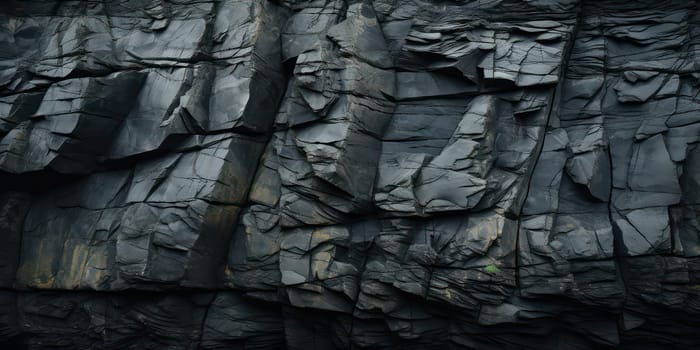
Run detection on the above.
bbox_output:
[1,0,700,349]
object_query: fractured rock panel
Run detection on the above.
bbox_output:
[1,0,700,349]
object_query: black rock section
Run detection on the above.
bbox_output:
[1,0,700,349]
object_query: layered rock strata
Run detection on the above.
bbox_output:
[1,0,699,349]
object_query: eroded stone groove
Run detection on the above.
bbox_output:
[0,0,699,349]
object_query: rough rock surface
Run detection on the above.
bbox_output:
[1,0,699,349]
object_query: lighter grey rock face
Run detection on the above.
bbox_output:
[1,0,700,349]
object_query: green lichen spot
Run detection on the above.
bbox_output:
[484,264,499,273]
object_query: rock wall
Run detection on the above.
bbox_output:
[1,0,699,349]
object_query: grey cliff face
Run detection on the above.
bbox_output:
[0,0,699,349]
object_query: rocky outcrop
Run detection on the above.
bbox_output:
[1,0,699,349]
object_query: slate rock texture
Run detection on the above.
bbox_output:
[0,0,699,349]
